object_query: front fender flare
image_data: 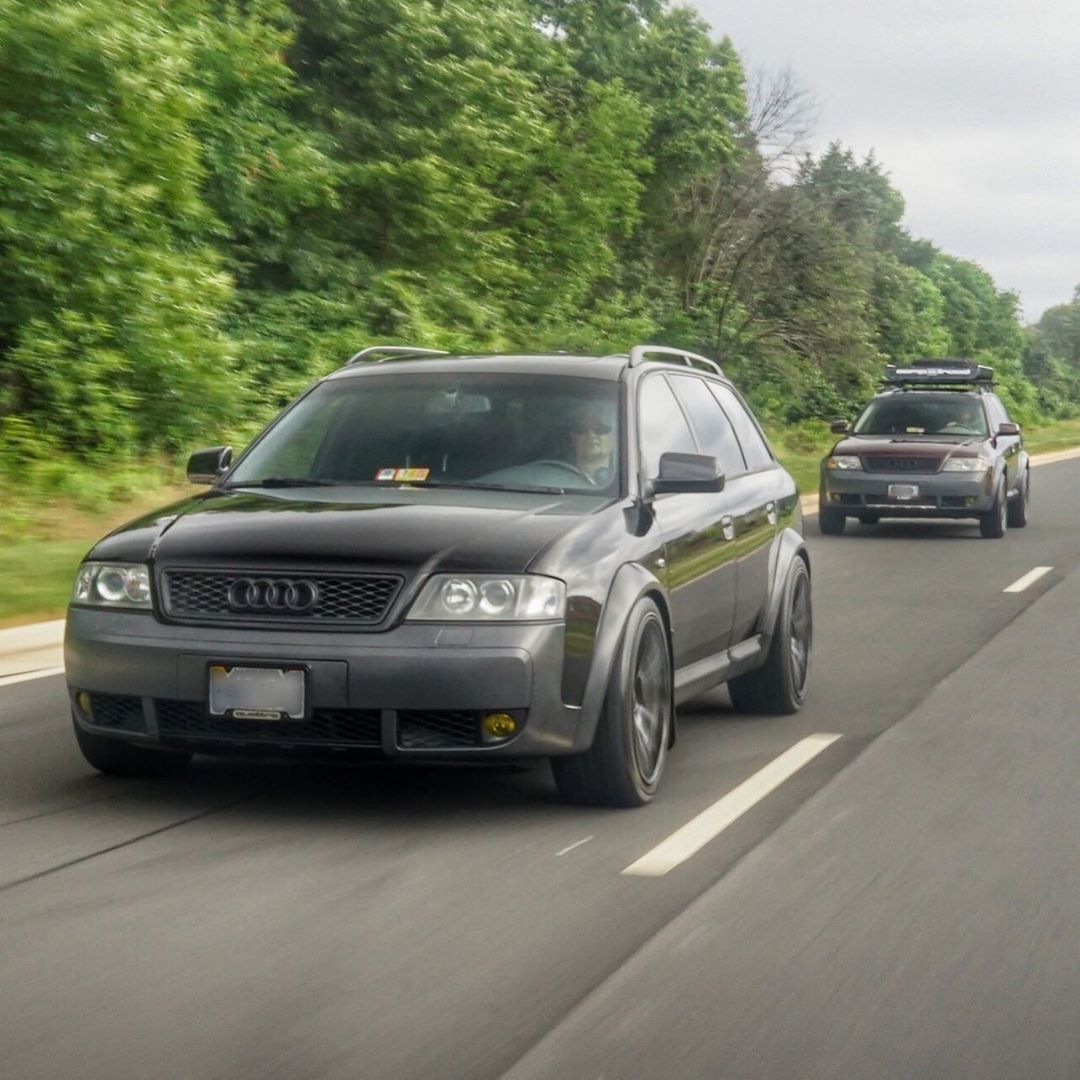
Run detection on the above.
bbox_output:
[571,563,669,753]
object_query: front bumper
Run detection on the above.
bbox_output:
[65,607,586,760]
[820,469,995,518]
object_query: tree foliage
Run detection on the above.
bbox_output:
[0,0,1067,474]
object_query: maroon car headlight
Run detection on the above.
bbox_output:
[72,562,152,609]
[407,574,565,621]
[825,455,861,470]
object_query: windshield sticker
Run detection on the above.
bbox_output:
[375,467,431,482]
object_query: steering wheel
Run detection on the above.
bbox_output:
[529,459,597,485]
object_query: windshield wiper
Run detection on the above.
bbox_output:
[224,476,339,489]
[413,480,570,495]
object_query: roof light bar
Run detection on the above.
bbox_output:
[884,359,994,386]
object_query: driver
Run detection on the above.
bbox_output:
[568,401,616,486]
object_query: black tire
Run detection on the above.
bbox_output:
[818,507,845,535]
[857,512,880,525]
[73,715,192,777]
[979,479,1007,539]
[551,597,672,807]
[728,557,811,715]
[1006,469,1029,528]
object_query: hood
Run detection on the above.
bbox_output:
[89,487,605,575]
[830,433,985,460]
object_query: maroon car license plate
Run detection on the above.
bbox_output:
[888,483,919,501]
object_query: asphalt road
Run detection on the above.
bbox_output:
[2,461,1079,1080]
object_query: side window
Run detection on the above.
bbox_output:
[637,375,697,478]
[708,384,775,471]
[669,376,748,478]
[987,394,1009,426]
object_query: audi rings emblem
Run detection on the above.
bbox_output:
[226,577,320,614]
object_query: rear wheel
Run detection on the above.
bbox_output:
[979,479,1007,539]
[73,716,192,777]
[818,507,845,535]
[1006,469,1029,528]
[728,557,811,715]
[552,597,672,807]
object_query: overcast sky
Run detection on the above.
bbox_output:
[696,0,1080,323]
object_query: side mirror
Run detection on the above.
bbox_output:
[646,452,724,497]
[187,445,233,484]
[830,420,851,434]
[996,421,1021,437]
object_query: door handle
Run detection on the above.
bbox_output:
[720,515,735,541]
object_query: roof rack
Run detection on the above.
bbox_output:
[628,345,724,377]
[884,359,994,387]
[346,345,450,365]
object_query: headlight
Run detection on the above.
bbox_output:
[72,562,152,609]
[942,456,991,473]
[826,455,861,470]
[407,574,566,621]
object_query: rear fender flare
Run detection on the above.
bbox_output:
[757,527,810,645]
[572,563,672,752]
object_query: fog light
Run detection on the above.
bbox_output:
[482,712,518,741]
[828,492,841,502]
[77,691,93,717]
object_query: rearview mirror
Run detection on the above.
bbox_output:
[187,445,233,484]
[996,421,1021,437]
[646,452,724,496]
[830,419,851,434]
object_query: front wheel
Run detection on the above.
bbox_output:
[728,557,811,715]
[979,479,1007,539]
[73,716,192,777]
[1006,469,1029,528]
[552,597,672,807]
[818,506,845,535]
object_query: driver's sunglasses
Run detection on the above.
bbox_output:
[573,419,613,435]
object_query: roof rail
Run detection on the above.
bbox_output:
[346,345,450,365]
[628,345,724,378]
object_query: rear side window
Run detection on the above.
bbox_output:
[708,384,774,470]
[668,376,747,478]
[637,375,697,477]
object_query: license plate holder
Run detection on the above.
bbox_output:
[888,483,919,501]
[208,665,306,720]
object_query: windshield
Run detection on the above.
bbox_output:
[853,394,988,437]
[226,372,622,495]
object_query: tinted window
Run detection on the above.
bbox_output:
[853,394,988,437]
[228,373,622,495]
[669,376,747,477]
[708,384,774,470]
[637,375,697,477]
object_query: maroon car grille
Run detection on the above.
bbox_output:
[862,455,943,473]
[161,570,403,625]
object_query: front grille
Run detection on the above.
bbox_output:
[162,570,403,626]
[88,693,146,732]
[397,711,480,749]
[156,700,381,747]
[863,456,943,473]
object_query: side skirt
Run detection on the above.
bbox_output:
[673,634,766,707]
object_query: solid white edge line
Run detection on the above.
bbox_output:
[0,665,66,689]
[622,733,842,877]
[1003,566,1053,593]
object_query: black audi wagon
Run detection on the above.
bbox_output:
[66,345,811,806]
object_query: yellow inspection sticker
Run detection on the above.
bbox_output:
[375,467,431,482]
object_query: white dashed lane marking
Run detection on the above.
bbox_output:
[622,734,843,877]
[1003,566,1053,593]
